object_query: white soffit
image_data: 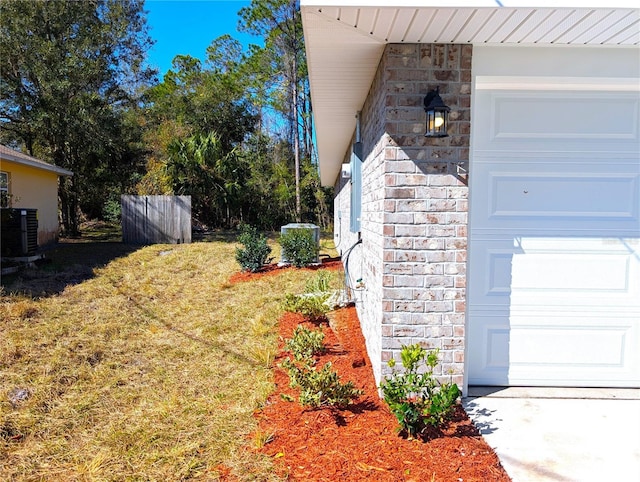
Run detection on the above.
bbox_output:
[301,1,640,186]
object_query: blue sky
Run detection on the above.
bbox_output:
[145,0,257,77]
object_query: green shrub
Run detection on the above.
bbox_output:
[103,197,121,223]
[235,224,273,272]
[380,345,460,438]
[281,271,338,322]
[280,228,318,268]
[284,325,325,361]
[280,324,361,408]
[304,270,336,293]
[282,293,330,322]
[281,358,362,408]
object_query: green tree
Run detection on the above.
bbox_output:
[162,132,247,228]
[139,39,259,228]
[240,131,295,229]
[0,0,154,235]
[139,1,331,230]
[239,0,308,221]
[144,39,258,153]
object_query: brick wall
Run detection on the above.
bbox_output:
[335,43,471,387]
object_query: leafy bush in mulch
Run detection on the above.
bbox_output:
[380,344,461,438]
[235,224,273,272]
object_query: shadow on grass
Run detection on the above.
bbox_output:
[1,221,138,298]
[2,225,242,298]
[1,240,140,298]
[2,225,337,298]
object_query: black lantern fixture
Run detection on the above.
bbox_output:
[424,87,450,137]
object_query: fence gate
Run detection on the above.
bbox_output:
[121,195,191,245]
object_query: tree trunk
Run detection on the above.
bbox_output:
[292,62,301,222]
[59,176,80,237]
[289,0,301,222]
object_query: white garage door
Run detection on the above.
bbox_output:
[467,74,640,387]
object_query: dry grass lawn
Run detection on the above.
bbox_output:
[1,229,340,480]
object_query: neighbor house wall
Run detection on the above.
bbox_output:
[0,159,61,246]
[336,43,471,387]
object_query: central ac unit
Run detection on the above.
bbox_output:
[279,223,320,265]
[1,208,38,257]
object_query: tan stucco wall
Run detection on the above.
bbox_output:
[0,158,61,246]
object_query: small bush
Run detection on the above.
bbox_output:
[102,197,121,224]
[284,325,325,361]
[380,345,460,438]
[281,358,362,408]
[281,271,338,322]
[282,293,330,322]
[304,270,336,293]
[235,224,273,272]
[280,228,318,268]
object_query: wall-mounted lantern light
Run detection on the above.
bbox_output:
[424,87,450,138]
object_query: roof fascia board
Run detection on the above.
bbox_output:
[1,152,73,177]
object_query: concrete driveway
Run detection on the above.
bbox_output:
[463,387,640,482]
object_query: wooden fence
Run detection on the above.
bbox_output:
[121,195,191,245]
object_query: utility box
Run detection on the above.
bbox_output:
[280,223,320,265]
[0,208,38,257]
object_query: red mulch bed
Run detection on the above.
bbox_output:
[226,261,510,480]
[252,306,511,481]
[228,258,343,284]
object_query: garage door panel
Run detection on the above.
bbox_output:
[471,161,640,234]
[468,314,640,386]
[490,93,639,140]
[512,253,630,292]
[486,251,513,296]
[510,323,629,368]
[468,317,511,385]
[507,317,640,386]
[468,240,513,313]
[469,237,640,312]
[473,84,640,154]
[490,174,639,220]
[510,237,640,310]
